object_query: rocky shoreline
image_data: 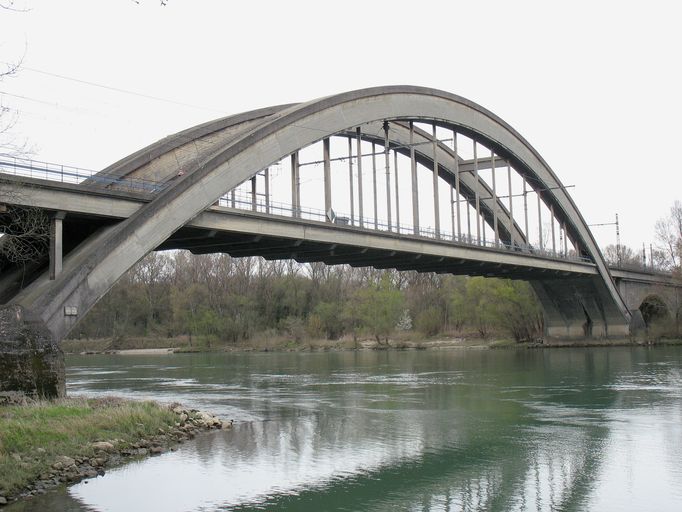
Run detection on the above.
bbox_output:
[1,404,231,507]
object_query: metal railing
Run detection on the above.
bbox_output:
[0,156,596,265]
[0,156,165,193]
[220,190,593,264]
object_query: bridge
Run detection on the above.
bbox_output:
[1,86,680,397]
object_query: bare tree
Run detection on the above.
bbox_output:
[0,2,47,266]
[655,201,682,271]
[0,56,28,156]
[0,198,49,264]
[131,1,169,5]
[602,244,643,268]
[0,1,30,12]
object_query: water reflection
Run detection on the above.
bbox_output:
[13,346,682,511]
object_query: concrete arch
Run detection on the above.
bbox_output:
[12,86,630,341]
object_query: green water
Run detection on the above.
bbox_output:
[14,346,682,511]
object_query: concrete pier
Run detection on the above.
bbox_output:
[0,305,65,398]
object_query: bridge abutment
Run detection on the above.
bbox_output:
[532,277,630,340]
[0,305,65,399]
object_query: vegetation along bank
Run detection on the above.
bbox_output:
[0,396,230,506]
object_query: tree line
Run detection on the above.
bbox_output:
[75,251,543,345]
[72,201,682,345]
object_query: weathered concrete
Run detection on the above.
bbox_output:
[531,277,631,339]
[0,305,65,398]
[617,277,682,316]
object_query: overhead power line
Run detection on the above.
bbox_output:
[2,62,228,115]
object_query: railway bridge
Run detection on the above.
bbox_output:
[1,86,679,397]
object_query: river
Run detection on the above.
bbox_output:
[10,346,682,511]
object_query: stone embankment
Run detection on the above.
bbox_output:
[1,404,232,506]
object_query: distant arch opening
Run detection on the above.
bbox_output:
[639,295,669,327]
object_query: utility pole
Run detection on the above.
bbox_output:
[589,213,621,266]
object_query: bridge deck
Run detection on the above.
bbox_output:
[1,175,600,280]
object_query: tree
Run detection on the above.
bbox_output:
[655,201,682,273]
[313,301,345,340]
[0,4,45,267]
[461,277,542,341]
[0,202,49,264]
[132,252,172,332]
[171,283,208,346]
[602,244,643,268]
[354,275,404,343]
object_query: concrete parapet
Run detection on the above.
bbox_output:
[0,305,65,398]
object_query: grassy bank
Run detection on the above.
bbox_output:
[0,397,179,501]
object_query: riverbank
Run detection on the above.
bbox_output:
[0,396,230,506]
[61,333,682,355]
[61,335,507,354]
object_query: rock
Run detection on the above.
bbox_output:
[150,446,163,455]
[137,448,148,456]
[90,457,107,467]
[0,496,7,505]
[10,454,21,462]
[52,455,76,470]
[221,419,234,430]
[91,441,115,453]
[84,470,97,479]
[179,413,188,423]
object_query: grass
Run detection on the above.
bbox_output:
[0,397,177,498]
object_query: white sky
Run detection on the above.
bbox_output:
[1,0,680,251]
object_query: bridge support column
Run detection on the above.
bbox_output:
[383,123,392,231]
[453,131,461,240]
[473,142,481,243]
[323,138,331,219]
[531,276,630,340]
[49,211,66,280]
[356,127,364,227]
[432,124,440,238]
[291,152,300,218]
[410,121,419,234]
[0,305,65,398]
[394,151,400,232]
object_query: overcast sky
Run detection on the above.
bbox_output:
[1,0,680,251]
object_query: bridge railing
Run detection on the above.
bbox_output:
[609,260,674,276]
[221,190,593,264]
[0,156,594,265]
[0,156,165,193]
